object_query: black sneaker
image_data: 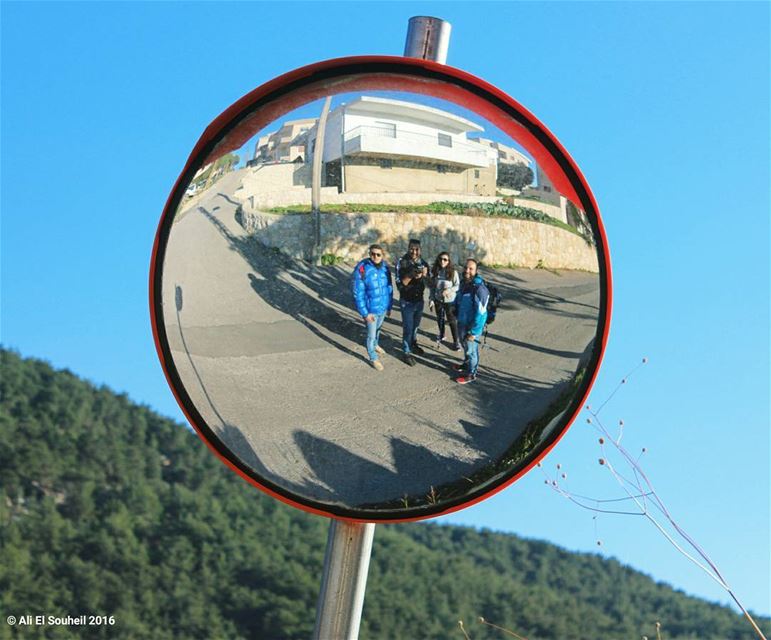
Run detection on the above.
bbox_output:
[411,344,426,356]
[404,354,417,367]
[451,363,466,372]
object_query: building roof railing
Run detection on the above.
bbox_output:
[343,125,491,165]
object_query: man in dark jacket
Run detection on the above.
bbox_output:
[396,239,430,366]
[453,258,489,384]
[352,244,393,370]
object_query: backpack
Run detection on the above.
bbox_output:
[475,279,502,349]
[484,282,502,325]
[474,280,502,325]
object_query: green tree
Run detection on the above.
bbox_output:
[0,349,768,640]
[497,162,534,190]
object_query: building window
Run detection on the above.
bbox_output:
[543,185,552,192]
[375,121,396,138]
[499,151,508,159]
[310,139,316,153]
[474,169,480,178]
[438,133,452,147]
[437,164,448,174]
[379,159,393,169]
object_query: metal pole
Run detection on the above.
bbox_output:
[312,520,376,640]
[404,16,452,64]
[312,20,450,639]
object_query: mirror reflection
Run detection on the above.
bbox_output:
[161,87,601,513]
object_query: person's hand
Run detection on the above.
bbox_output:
[366,314,375,323]
[467,334,475,342]
[428,300,435,311]
[387,309,392,318]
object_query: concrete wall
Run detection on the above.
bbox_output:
[238,163,312,191]
[342,160,496,196]
[234,163,338,209]
[508,196,568,223]
[237,210,599,272]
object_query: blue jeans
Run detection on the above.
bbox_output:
[366,312,387,361]
[459,325,480,375]
[400,299,424,353]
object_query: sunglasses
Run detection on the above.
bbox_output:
[440,257,449,262]
[370,252,382,257]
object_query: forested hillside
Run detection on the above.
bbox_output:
[1,350,767,639]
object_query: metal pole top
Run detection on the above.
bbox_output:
[404,16,452,64]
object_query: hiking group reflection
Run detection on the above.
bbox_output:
[158,86,603,514]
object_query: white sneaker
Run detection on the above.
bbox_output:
[371,360,384,371]
[375,345,385,355]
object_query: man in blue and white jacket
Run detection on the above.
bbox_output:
[352,244,393,371]
[453,258,489,384]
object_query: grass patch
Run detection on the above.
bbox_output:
[267,201,584,237]
[320,254,346,266]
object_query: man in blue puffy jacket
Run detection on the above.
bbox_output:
[352,244,393,371]
[453,258,489,384]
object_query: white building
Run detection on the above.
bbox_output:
[306,97,499,196]
[470,136,532,167]
[252,118,316,164]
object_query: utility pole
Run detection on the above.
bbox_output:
[311,96,333,265]
[311,15,451,640]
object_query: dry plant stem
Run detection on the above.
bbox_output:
[458,620,471,640]
[544,362,767,640]
[594,420,767,640]
[478,617,529,640]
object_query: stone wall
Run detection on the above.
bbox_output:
[238,209,599,272]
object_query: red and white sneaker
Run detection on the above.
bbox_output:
[455,374,477,384]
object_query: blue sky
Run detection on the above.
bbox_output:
[2,1,768,618]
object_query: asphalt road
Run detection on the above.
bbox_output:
[162,172,601,511]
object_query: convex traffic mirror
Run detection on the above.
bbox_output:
[151,57,611,521]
